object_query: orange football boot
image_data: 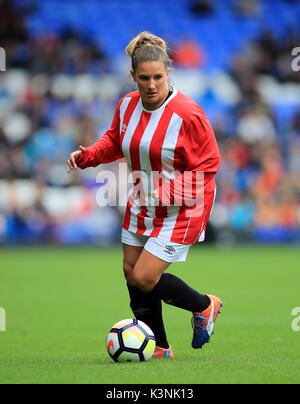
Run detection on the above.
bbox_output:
[152,345,174,358]
[191,294,223,349]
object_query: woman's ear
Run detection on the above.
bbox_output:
[166,68,171,80]
[130,69,136,82]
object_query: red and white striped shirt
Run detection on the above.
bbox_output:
[77,88,221,244]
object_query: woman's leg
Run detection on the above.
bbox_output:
[132,249,210,313]
[131,245,223,350]
[123,244,169,349]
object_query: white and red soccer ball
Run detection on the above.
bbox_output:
[106,319,156,363]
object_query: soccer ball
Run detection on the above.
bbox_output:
[106,319,156,363]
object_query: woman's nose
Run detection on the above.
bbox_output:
[148,80,156,90]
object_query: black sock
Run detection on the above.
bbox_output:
[126,283,169,349]
[151,273,210,313]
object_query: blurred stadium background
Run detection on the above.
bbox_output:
[0,0,300,247]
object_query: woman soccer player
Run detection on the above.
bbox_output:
[67,32,223,358]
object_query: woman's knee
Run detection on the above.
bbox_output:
[122,245,144,286]
[123,261,157,291]
[132,270,158,293]
[123,261,135,285]
[131,250,170,292]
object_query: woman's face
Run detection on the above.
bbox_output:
[131,61,170,111]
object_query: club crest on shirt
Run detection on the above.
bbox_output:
[121,123,127,134]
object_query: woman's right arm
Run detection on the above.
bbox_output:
[67,100,124,172]
[67,145,87,173]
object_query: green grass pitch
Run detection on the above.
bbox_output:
[0,244,299,384]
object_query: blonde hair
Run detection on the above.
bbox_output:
[126,31,172,72]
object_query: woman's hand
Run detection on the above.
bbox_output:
[67,145,86,173]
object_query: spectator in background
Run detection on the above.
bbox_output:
[190,0,214,15]
[237,106,276,144]
[26,30,109,75]
[0,0,27,42]
[2,179,55,244]
[234,0,262,16]
[252,143,284,198]
[236,29,300,83]
[171,39,206,69]
[291,109,300,138]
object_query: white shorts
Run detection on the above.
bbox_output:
[121,228,192,263]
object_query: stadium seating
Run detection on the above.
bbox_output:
[1,0,299,245]
[16,0,300,71]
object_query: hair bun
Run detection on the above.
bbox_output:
[141,38,150,45]
[126,31,168,58]
[125,31,172,73]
